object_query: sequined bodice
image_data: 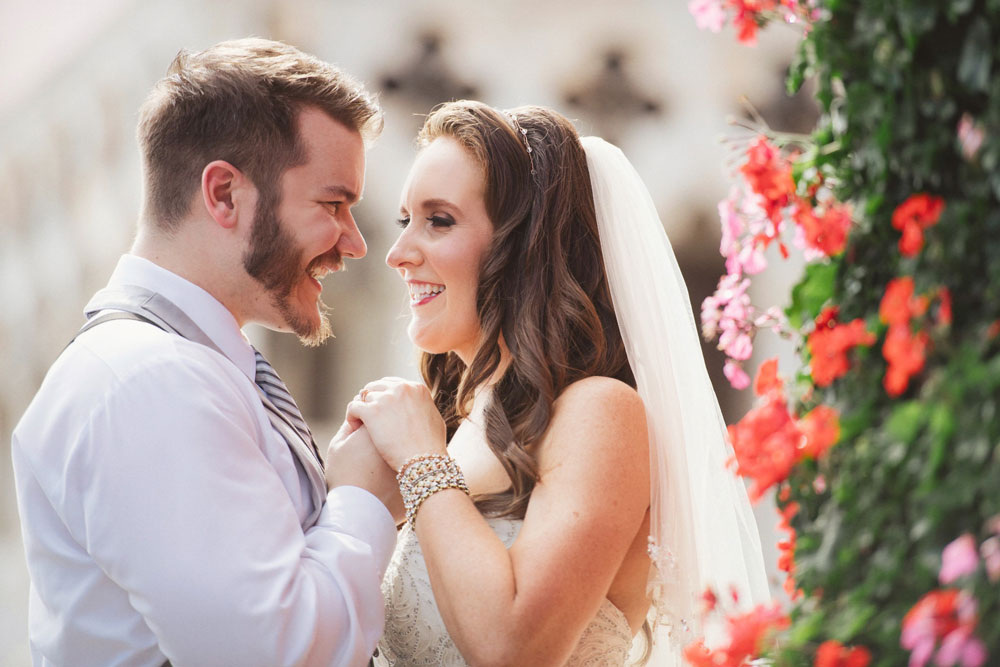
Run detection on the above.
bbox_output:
[375,517,634,666]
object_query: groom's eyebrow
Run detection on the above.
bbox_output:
[321,185,361,204]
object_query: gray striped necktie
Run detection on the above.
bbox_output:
[253,349,322,462]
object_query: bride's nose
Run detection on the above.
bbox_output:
[386,232,420,270]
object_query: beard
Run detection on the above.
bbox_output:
[242,189,336,347]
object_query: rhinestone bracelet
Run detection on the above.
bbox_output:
[396,453,469,529]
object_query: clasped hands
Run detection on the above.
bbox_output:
[325,378,447,523]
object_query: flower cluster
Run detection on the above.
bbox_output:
[900,526,1000,667]
[878,277,934,397]
[939,524,1000,585]
[891,194,944,258]
[901,590,986,667]
[689,0,818,45]
[683,602,790,666]
[807,306,876,387]
[702,136,853,388]
[692,2,999,665]
[702,273,785,389]
[726,359,840,501]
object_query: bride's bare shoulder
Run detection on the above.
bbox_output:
[554,375,643,416]
[536,376,648,468]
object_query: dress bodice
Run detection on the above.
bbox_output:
[375,516,635,666]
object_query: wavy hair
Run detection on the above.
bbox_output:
[417,101,635,518]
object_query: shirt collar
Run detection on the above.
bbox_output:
[90,254,257,381]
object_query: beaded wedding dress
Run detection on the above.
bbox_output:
[374,517,636,666]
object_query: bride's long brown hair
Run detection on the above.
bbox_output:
[417,101,635,518]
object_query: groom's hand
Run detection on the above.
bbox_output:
[326,426,404,523]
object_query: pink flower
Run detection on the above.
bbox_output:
[958,113,985,161]
[736,243,768,275]
[720,197,743,255]
[980,537,1000,582]
[940,534,979,584]
[725,331,754,360]
[937,628,987,667]
[689,0,726,32]
[724,359,751,390]
[719,192,769,277]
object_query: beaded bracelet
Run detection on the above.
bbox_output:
[396,453,469,529]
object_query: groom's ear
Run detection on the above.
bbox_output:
[201,160,252,230]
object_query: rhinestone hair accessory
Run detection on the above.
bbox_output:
[506,112,536,175]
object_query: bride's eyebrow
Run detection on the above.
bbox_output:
[419,198,464,216]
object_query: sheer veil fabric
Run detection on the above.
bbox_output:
[581,137,771,664]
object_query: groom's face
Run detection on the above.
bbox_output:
[243,108,367,345]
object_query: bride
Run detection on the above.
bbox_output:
[327,101,770,665]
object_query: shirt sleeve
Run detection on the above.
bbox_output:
[69,349,397,667]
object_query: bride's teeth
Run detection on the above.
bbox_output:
[410,284,444,300]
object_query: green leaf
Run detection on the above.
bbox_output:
[949,0,975,16]
[927,403,956,448]
[957,18,993,93]
[787,262,838,329]
[886,401,927,443]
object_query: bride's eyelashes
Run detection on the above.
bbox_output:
[427,214,455,228]
[394,214,456,229]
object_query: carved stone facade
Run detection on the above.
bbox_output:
[0,1,807,660]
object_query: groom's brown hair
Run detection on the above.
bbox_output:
[137,37,382,231]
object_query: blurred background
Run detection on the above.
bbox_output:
[0,0,815,662]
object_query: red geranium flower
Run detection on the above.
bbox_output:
[728,0,779,45]
[901,589,986,667]
[808,308,876,387]
[891,194,944,257]
[728,392,801,502]
[754,357,783,396]
[882,324,930,397]
[795,202,852,257]
[741,136,795,227]
[879,277,928,326]
[684,603,789,666]
[799,405,840,459]
[815,640,872,667]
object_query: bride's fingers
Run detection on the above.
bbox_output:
[360,377,415,395]
[346,390,385,421]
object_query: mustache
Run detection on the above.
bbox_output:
[308,249,343,274]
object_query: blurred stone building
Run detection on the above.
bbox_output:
[0,0,811,661]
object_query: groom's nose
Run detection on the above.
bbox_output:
[337,211,367,259]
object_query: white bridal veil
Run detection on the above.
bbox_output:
[582,137,771,664]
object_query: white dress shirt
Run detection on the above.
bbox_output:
[12,255,397,667]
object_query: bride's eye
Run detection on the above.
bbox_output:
[427,214,455,228]
[395,216,410,228]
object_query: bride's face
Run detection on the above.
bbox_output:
[387,137,494,363]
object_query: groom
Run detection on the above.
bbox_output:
[11,39,398,666]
